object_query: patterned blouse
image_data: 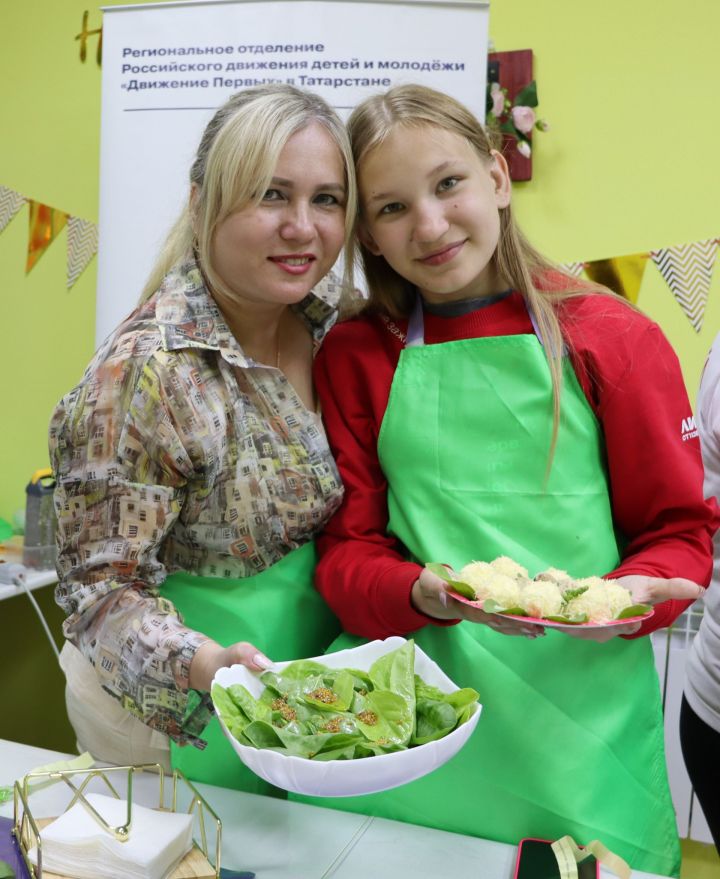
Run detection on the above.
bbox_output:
[49,261,344,746]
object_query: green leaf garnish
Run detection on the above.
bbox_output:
[616,604,652,619]
[425,563,476,600]
[561,586,589,603]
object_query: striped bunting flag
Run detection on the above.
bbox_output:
[561,261,586,277]
[651,239,719,332]
[0,185,25,234]
[67,216,99,288]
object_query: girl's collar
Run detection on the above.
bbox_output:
[420,290,513,317]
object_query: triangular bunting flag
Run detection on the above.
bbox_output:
[651,239,719,333]
[561,261,585,277]
[0,185,25,234]
[26,200,68,273]
[67,216,99,288]
[583,252,649,304]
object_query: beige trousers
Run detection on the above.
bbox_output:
[59,641,171,771]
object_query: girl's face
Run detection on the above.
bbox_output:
[358,124,511,304]
[210,122,347,309]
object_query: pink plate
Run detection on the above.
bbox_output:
[447,589,654,631]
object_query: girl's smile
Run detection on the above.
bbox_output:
[359,124,511,304]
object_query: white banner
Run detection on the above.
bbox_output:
[97,0,490,343]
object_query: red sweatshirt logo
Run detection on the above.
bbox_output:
[681,416,698,442]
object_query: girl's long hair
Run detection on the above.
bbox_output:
[140,83,357,305]
[347,84,627,473]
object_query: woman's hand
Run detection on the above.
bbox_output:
[411,569,544,638]
[616,575,706,605]
[188,639,273,692]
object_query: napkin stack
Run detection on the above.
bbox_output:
[28,793,193,879]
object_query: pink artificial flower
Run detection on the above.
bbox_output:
[511,105,536,134]
[490,83,504,118]
[516,139,532,158]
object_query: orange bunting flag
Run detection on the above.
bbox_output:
[583,252,649,304]
[26,200,68,273]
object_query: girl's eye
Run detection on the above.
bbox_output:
[379,202,404,216]
[262,189,284,201]
[438,176,460,193]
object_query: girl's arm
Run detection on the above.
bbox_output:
[567,301,720,637]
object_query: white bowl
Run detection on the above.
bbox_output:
[212,636,482,797]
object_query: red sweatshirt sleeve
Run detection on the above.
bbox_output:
[314,317,441,638]
[562,296,720,636]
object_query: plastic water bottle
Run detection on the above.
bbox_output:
[23,468,57,570]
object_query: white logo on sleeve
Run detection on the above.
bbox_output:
[681,416,699,441]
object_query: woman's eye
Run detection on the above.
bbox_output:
[379,202,404,216]
[262,188,284,201]
[438,176,460,193]
[314,193,342,207]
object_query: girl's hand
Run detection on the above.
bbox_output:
[188,639,273,692]
[411,569,544,638]
[616,575,707,605]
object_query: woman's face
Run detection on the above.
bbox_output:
[358,124,510,304]
[210,122,346,307]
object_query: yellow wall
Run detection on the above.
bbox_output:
[1,0,719,521]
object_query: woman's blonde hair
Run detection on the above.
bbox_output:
[140,83,357,303]
[348,83,623,472]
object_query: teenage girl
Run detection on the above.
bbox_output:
[306,84,718,877]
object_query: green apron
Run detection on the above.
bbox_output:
[163,540,340,793]
[300,301,680,877]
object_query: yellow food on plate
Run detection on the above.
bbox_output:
[564,577,633,623]
[458,562,522,608]
[450,557,640,624]
[517,579,564,619]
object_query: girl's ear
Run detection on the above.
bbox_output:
[489,150,512,209]
[358,223,382,256]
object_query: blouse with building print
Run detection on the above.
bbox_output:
[49,261,344,747]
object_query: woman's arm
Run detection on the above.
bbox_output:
[52,352,240,745]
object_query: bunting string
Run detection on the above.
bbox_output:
[0,184,97,288]
[0,183,717,323]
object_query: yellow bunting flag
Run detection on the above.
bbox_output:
[651,239,719,333]
[0,185,26,234]
[67,216,99,288]
[583,252,649,304]
[26,200,68,273]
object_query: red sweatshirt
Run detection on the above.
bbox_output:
[314,291,719,639]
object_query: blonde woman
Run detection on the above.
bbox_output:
[308,84,717,876]
[50,84,356,792]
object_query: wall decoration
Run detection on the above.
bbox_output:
[67,217,99,288]
[487,50,548,182]
[0,186,25,235]
[651,239,719,333]
[26,202,68,274]
[583,253,649,305]
[75,10,103,65]
[0,184,98,289]
[560,239,719,332]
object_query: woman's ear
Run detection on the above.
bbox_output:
[489,150,512,209]
[358,223,381,256]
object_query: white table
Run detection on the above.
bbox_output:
[0,568,57,602]
[0,740,670,879]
